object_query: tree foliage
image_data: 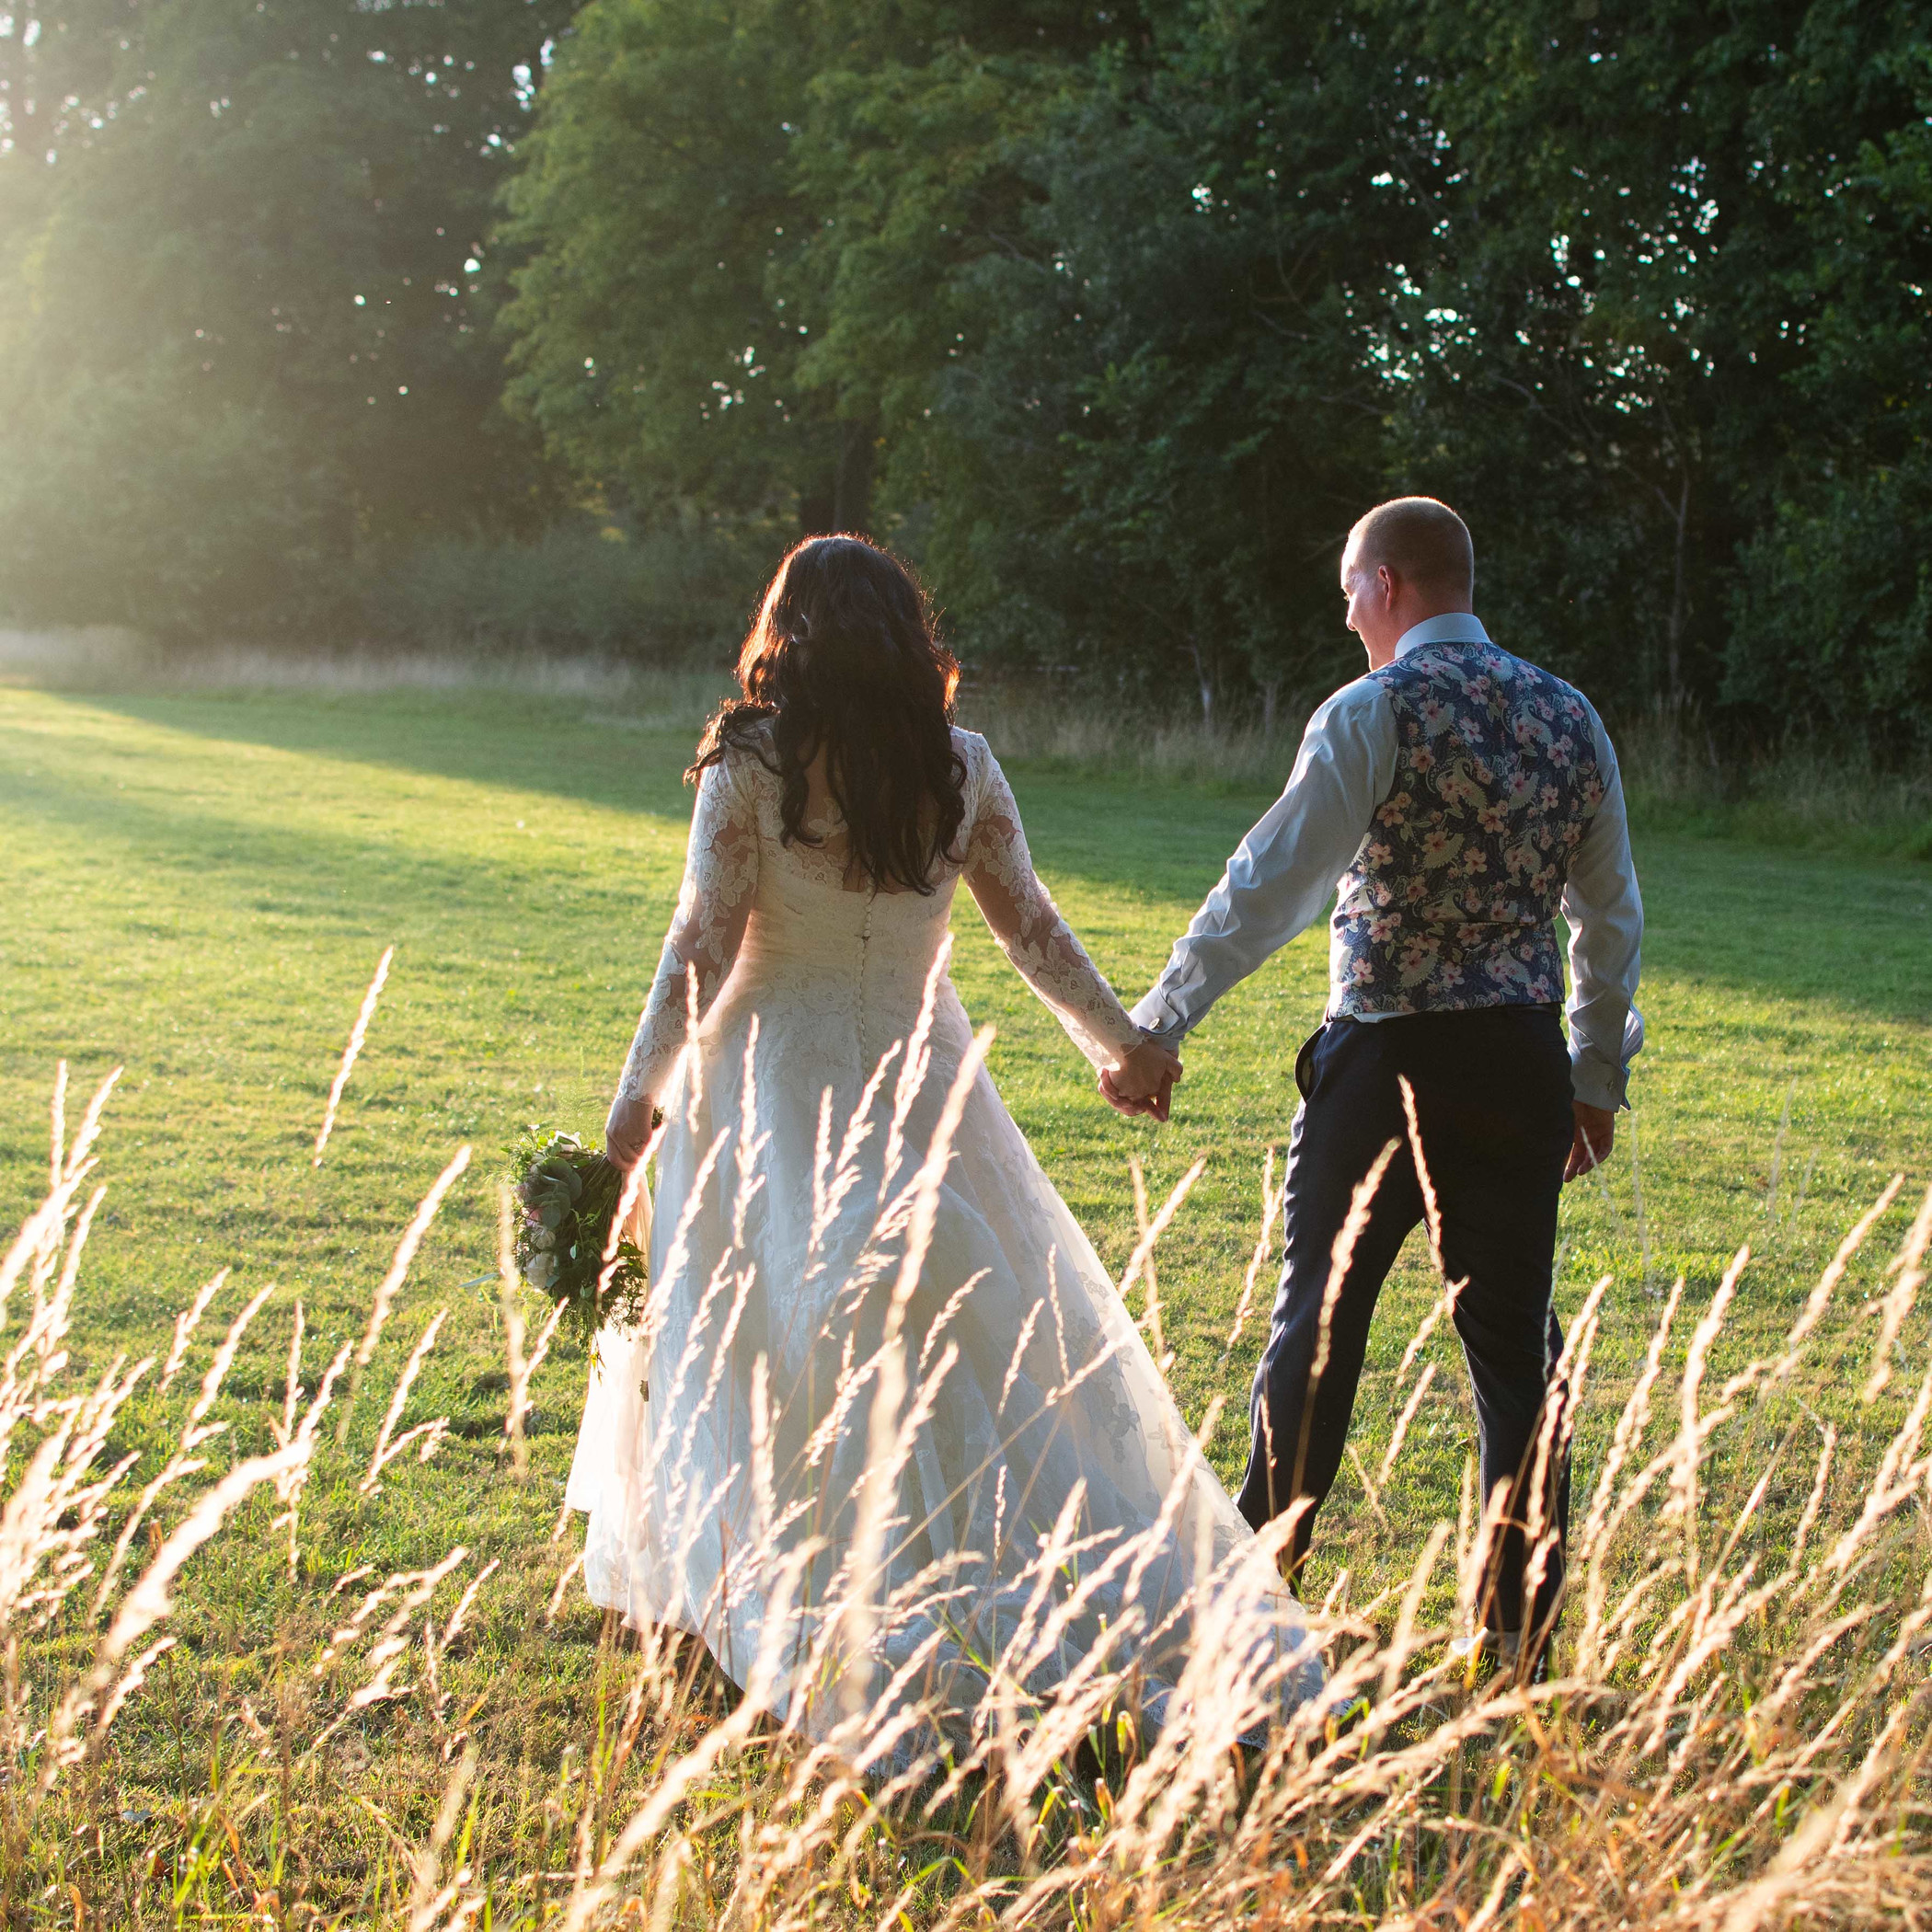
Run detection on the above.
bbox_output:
[0,0,569,637]
[0,0,1926,742]
[1386,0,1932,742]
[491,0,1927,740]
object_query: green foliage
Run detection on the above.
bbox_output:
[2,0,1927,742]
[496,0,1137,536]
[1728,455,1932,750]
[1721,23,1932,749]
[1384,0,1932,730]
[495,0,841,526]
[492,0,1931,742]
[0,0,571,639]
[894,6,1428,712]
[359,520,763,659]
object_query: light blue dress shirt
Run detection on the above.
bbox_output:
[1130,615,1645,1110]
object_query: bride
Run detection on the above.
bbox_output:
[567,535,1316,1769]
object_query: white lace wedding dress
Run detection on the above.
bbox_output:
[567,727,1316,1769]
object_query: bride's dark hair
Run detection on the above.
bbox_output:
[690,534,967,895]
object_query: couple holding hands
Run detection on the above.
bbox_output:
[567,494,1641,1746]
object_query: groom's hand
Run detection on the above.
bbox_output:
[1099,1065,1173,1121]
[1099,1037,1183,1122]
[1564,1101,1616,1182]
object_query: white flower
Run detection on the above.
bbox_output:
[525,1251,560,1293]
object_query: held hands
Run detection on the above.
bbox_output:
[1098,1034,1184,1123]
[1564,1101,1616,1183]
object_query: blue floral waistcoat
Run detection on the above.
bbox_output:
[1329,639,1605,1018]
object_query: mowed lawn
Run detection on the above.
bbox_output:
[2,679,1928,1754]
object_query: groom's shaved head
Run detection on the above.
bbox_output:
[1346,497,1475,602]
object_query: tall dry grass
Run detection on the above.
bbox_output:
[1614,702,1932,860]
[9,632,1922,860]
[0,627,730,728]
[957,678,1300,794]
[960,678,1932,857]
[4,1016,1930,1928]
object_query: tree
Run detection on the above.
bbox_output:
[496,0,834,536]
[497,0,1140,539]
[1723,8,1932,748]
[890,2,1433,716]
[1379,0,1931,730]
[0,0,569,637]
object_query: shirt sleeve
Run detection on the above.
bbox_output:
[1559,707,1644,1111]
[960,737,1145,1070]
[1131,679,1397,1043]
[607,756,761,1130]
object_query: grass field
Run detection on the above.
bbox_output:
[3,678,1929,1922]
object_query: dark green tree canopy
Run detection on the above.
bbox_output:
[490,0,1928,739]
[2,0,1926,743]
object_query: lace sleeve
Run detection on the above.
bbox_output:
[960,741,1143,1070]
[609,757,761,1124]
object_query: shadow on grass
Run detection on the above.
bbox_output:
[68,687,702,820]
[15,688,1932,1030]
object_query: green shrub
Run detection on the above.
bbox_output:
[1725,456,1932,755]
[358,523,771,662]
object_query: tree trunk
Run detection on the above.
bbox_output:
[798,478,835,537]
[834,420,876,534]
[1664,466,1690,707]
[1186,639,1213,727]
[800,421,876,535]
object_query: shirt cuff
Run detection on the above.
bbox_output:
[1129,990,1190,1050]
[1569,1044,1628,1112]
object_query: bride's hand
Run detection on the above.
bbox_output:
[604,1092,655,1173]
[1098,1036,1183,1122]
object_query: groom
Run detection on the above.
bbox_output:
[1107,497,1642,1662]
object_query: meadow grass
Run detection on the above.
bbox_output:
[1,676,1929,1924]
[958,677,1932,863]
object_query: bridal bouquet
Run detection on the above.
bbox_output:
[506,1127,650,1343]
